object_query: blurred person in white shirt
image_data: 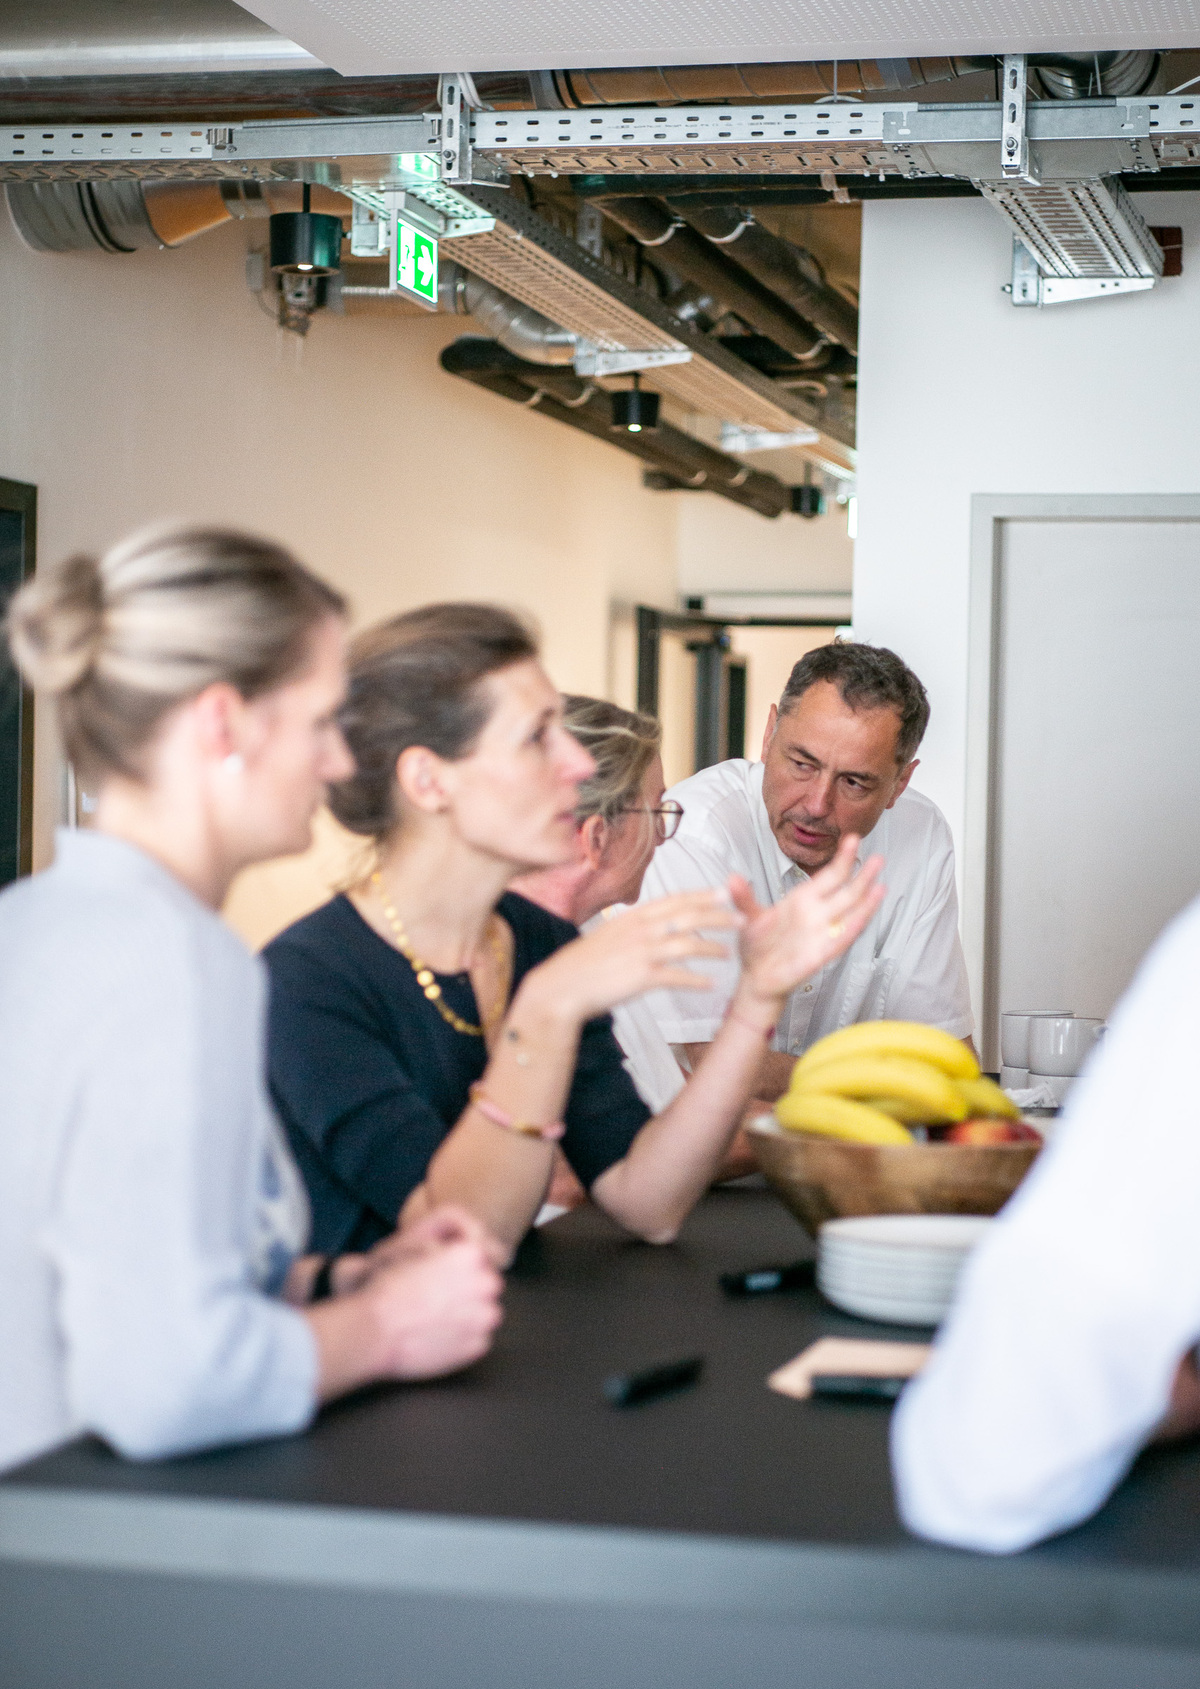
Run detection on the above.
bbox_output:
[640,641,973,1101]
[893,895,1200,1552]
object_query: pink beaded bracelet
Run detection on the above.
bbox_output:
[469,1083,565,1142]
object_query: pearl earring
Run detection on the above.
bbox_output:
[223,752,244,774]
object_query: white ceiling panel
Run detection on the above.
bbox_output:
[235,0,1200,77]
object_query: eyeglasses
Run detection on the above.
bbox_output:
[619,799,684,842]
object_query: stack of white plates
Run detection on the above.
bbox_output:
[817,1215,993,1327]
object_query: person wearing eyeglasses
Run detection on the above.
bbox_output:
[512,697,687,1120]
[264,609,885,1263]
[640,641,974,1101]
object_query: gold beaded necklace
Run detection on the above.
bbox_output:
[370,870,508,1039]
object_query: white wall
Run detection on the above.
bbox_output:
[675,484,853,598]
[853,190,1200,861]
[0,211,684,942]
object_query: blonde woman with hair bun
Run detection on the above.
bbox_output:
[0,525,503,1476]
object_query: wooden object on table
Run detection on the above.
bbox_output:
[749,1116,1039,1238]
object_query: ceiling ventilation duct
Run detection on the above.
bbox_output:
[440,262,578,364]
[1032,51,1160,100]
[530,58,995,108]
[5,176,271,251]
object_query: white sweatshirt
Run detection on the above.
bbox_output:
[0,830,316,1473]
[892,893,1200,1552]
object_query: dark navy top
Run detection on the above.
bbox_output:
[264,892,652,1254]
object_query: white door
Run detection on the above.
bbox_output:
[986,514,1200,1065]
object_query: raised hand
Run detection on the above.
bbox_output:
[523,887,742,1024]
[731,835,885,1009]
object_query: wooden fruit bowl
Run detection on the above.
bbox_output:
[748,1115,1040,1239]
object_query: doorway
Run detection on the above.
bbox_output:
[965,495,1200,1068]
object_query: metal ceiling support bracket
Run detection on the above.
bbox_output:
[572,345,693,376]
[720,423,819,452]
[439,75,470,184]
[1001,54,1036,183]
[575,201,603,258]
[1005,237,1156,304]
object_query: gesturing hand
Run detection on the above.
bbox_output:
[523,887,742,1025]
[732,835,885,1010]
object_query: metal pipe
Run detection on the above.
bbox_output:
[591,197,829,363]
[440,337,799,519]
[440,263,578,364]
[669,203,859,354]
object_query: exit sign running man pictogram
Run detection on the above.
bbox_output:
[392,212,438,307]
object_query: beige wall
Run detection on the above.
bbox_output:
[0,212,681,944]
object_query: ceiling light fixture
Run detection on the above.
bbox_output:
[610,371,659,434]
[269,182,343,277]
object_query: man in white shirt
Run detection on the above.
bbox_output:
[892,893,1200,1552]
[640,641,973,1099]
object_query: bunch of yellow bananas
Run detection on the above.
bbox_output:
[774,1021,1019,1146]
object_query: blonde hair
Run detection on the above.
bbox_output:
[7,524,345,780]
[562,695,661,826]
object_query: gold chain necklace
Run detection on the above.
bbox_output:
[370,871,507,1039]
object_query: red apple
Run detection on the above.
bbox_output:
[945,1118,1043,1146]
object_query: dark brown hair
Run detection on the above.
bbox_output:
[778,639,930,764]
[329,602,539,839]
[6,523,345,781]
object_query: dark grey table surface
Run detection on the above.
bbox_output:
[4,1187,1200,1688]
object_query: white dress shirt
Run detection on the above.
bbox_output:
[892,892,1200,1552]
[0,830,316,1474]
[583,910,685,1113]
[638,759,973,1054]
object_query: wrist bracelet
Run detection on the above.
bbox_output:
[469,1083,565,1142]
[726,1008,777,1040]
[310,1256,337,1303]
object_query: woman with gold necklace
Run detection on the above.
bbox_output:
[266,604,884,1264]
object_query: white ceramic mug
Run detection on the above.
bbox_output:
[1027,1016,1104,1079]
[1027,1071,1075,1107]
[999,1064,1030,1090]
[1000,1010,1075,1069]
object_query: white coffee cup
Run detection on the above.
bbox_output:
[1027,1016,1104,1079]
[1028,1071,1075,1107]
[1000,1010,1075,1069]
[999,1064,1030,1090]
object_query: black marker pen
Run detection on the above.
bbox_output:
[810,1373,908,1402]
[604,1355,705,1407]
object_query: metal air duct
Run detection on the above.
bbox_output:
[5,176,339,251]
[532,58,995,108]
[440,263,578,364]
[1033,51,1160,99]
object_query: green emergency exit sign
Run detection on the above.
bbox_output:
[392,212,438,308]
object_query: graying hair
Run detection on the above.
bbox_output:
[778,639,930,764]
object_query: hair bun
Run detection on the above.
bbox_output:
[6,552,106,696]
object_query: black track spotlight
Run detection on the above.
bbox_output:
[610,372,660,434]
[269,182,343,276]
